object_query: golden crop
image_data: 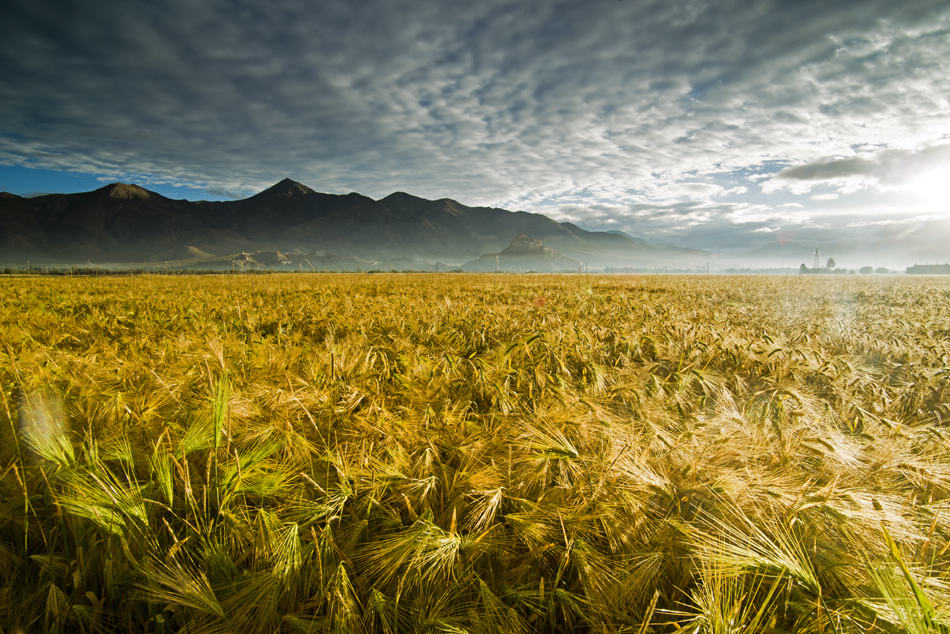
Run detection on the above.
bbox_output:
[1,273,949,632]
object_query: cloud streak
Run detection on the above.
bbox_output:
[767,143,950,194]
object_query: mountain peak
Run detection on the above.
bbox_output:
[99,182,151,199]
[259,178,315,198]
[380,191,425,203]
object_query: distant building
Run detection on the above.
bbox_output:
[906,264,950,275]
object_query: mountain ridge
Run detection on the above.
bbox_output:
[0,179,706,268]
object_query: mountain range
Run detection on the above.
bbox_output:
[0,179,706,270]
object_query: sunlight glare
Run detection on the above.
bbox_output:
[906,165,950,212]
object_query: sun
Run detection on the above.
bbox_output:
[906,165,950,213]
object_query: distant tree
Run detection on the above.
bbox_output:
[875,267,889,274]
[800,263,807,273]
[859,265,873,274]
[826,257,836,269]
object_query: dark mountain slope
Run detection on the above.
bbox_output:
[0,179,705,267]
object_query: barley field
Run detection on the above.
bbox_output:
[1,273,949,633]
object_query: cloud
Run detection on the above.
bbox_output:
[764,143,950,195]
[204,187,248,200]
[1,0,949,256]
[779,158,877,181]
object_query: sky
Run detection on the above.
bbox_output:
[2,0,950,264]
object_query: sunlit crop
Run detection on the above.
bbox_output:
[1,273,948,632]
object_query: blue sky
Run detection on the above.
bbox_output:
[0,164,223,200]
[2,0,949,260]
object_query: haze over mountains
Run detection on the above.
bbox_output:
[0,179,705,271]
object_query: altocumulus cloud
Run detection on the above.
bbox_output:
[1,0,949,254]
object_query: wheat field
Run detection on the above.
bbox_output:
[1,273,948,632]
